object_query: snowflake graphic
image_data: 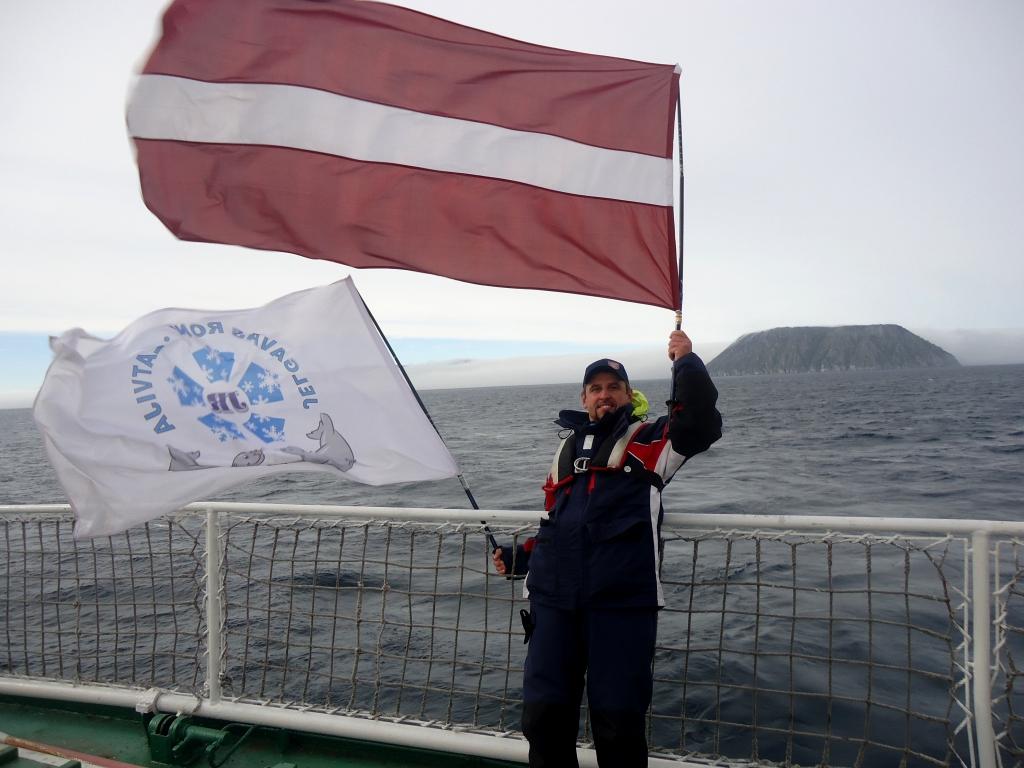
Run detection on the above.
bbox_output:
[168,346,287,444]
[238,364,283,406]
[245,413,287,443]
[168,367,205,406]
[199,413,247,443]
[193,346,234,383]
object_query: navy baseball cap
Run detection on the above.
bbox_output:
[583,359,629,386]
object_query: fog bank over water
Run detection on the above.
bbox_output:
[1,328,1020,407]
[911,328,1024,367]
[407,328,1024,390]
[405,342,730,391]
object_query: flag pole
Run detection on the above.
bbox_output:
[675,94,685,333]
[355,290,500,552]
[669,90,685,406]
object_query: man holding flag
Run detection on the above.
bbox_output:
[494,329,722,767]
[120,2,711,762]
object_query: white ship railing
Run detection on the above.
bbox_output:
[1,503,1022,768]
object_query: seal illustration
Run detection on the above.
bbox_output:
[281,413,356,472]
[168,446,211,471]
[168,445,267,471]
[231,448,266,467]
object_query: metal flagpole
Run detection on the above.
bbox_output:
[355,291,500,552]
[669,90,686,410]
[675,93,685,332]
[668,87,686,412]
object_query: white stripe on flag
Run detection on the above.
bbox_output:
[127,74,673,207]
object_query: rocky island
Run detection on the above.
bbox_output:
[708,324,960,375]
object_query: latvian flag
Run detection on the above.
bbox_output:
[127,0,680,309]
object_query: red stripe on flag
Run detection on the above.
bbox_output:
[144,0,678,157]
[136,140,678,309]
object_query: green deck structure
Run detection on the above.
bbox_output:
[0,697,523,768]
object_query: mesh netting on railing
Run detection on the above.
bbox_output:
[214,515,974,766]
[655,529,972,768]
[0,511,980,767]
[0,513,206,693]
[993,539,1024,766]
[217,515,530,733]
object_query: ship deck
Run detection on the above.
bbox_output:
[0,695,520,768]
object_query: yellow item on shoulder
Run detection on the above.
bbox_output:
[631,389,649,419]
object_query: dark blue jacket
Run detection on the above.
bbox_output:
[508,353,721,610]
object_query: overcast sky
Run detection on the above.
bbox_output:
[1,0,1022,405]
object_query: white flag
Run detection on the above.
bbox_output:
[33,279,459,538]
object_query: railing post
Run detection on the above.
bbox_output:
[205,508,223,705]
[971,530,997,768]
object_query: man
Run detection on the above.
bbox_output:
[493,330,722,767]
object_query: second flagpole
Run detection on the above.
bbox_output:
[355,289,500,552]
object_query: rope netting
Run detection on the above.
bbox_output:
[1,514,205,694]
[993,539,1024,766]
[216,515,531,733]
[0,511,989,767]
[655,529,972,768]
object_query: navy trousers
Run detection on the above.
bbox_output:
[521,603,658,768]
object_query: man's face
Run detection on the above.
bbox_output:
[581,372,632,422]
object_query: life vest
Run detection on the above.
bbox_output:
[542,420,647,511]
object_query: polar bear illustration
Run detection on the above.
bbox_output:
[282,413,355,472]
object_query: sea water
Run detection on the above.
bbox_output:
[4,364,1022,519]
[1,364,1022,765]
